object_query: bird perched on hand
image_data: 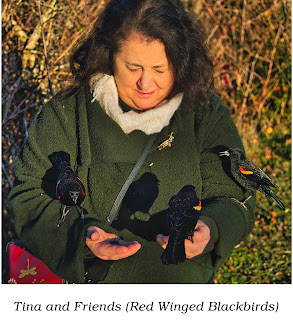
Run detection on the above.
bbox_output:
[161,185,202,265]
[51,151,86,226]
[219,148,285,210]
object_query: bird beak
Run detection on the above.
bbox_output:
[69,191,79,204]
[219,150,230,157]
[193,201,202,211]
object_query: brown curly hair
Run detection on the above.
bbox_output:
[66,0,214,105]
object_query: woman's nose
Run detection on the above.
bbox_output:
[137,71,153,91]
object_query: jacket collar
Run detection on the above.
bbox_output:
[90,74,183,135]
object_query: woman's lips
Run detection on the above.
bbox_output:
[136,90,155,97]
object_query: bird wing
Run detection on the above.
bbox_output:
[166,207,181,231]
[239,159,278,188]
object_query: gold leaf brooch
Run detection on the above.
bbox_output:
[157,132,174,150]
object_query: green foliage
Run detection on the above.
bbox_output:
[196,0,291,283]
[261,130,291,161]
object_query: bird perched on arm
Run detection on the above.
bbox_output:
[219,148,285,210]
[161,185,202,265]
[51,151,86,226]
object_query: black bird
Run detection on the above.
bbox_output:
[112,172,159,230]
[161,185,202,265]
[51,151,86,226]
[219,148,285,210]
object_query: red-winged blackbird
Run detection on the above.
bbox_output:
[161,185,202,265]
[219,148,285,210]
[52,151,86,226]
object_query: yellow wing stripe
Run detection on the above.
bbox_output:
[193,201,202,211]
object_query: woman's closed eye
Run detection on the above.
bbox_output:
[125,64,166,74]
[154,69,164,74]
[127,66,140,72]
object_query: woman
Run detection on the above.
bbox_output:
[9,0,255,283]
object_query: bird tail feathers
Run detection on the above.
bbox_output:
[161,238,186,265]
[270,191,285,211]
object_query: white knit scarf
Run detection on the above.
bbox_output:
[90,74,183,135]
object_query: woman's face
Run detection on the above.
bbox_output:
[113,33,174,110]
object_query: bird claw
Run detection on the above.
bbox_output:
[80,206,85,222]
[243,195,252,205]
[57,206,71,227]
[187,235,194,243]
[231,198,248,210]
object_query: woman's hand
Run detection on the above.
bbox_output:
[86,226,141,260]
[156,220,210,259]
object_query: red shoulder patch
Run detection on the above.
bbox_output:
[239,166,254,175]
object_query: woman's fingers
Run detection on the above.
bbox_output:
[156,234,168,249]
[156,220,211,259]
[86,226,118,241]
[95,240,141,260]
[86,226,141,260]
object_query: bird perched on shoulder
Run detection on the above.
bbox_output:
[161,185,201,265]
[219,148,285,210]
[51,151,86,226]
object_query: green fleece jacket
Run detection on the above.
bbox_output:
[9,86,255,283]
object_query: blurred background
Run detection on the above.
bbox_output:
[2,0,291,283]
